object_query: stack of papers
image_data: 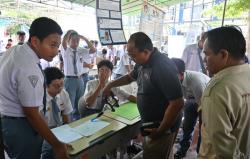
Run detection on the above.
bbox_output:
[72,120,110,137]
[51,120,110,143]
[51,125,82,143]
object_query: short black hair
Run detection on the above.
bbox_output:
[102,48,107,55]
[206,26,246,60]
[128,32,153,52]
[44,67,64,86]
[17,31,25,36]
[94,40,98,45]
[171,58,185,74]
[97,60,113,71]
[28,17,63,42]
[200,32,207,41]
[69,31,78,40]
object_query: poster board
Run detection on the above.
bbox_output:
[96,0,127,45]
[139,2,165,49]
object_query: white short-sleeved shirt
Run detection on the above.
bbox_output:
[61,47,89,76]
[182,43,205,72]
[0,43,44,117]
[82,52,92,74]
[40,89,73,128]
[113,49,130,75]
[78,79,130,110]
[182,71,210,105]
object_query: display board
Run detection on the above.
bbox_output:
[96,0,127,45]
[139,2,165,49]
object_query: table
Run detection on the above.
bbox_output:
[65,102,141,159]
[68,114,126,158]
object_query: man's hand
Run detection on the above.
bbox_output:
[88,63,94,69]
[53,142,70,159]
[144,128,164,140]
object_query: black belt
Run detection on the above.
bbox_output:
[81,73,89,76]
[65,76,80,78]
[1,115,26,119]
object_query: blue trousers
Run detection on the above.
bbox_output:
[177,100,199,155]
[81,73,89,95]
[65,77,84,121]
[2,117,43,159]
[41,140,54,159]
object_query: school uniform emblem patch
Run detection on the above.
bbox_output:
[28,75,39,88]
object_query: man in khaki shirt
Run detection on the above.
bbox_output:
[199,26,250,158]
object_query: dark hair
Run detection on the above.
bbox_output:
[8,39,12,42]
[94,40,98,45]
[200,32,207,41]
[97,60,113,71]
[206,26,246,60]
[44,67,64,86]
[102,48,107,55]
[17,31,25,36]
[28,17,63,42]
[69,31,78,40]
[171,58,185,74]
[128,32,153,52]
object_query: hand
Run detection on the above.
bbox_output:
[53,142,70,159]
[144,128,163,140]
[88,63,94,69]
[98,69,109,88]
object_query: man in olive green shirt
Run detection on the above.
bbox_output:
[199,26,250,159]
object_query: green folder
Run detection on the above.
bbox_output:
[111,102,140,120]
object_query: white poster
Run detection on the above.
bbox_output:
[99,0,120,11]
[139,2,165,49]
[110,30,126,43]
[99,30,112,44]
[110,11,122,19]
[99,18,121,29]
[97,9,110,18]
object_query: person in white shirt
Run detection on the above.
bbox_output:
[113,44,131,79]
[78,60,136,117]
[107,45,117,64]
[61,30,96,120]
[41,67,73,159]
[0,17,69,159]
[181,33,207,74]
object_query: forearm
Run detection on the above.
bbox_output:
[23,107,61,147]
[85,85,102,107]
[62,32,71,50]
[108,74,133,88]
[80,36,96,53]
[158,98,184,133]
[83,62,91,68]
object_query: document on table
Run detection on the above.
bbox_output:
[72,120,110,137]
[51,125,83,143]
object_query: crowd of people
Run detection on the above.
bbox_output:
[0,16,250,159]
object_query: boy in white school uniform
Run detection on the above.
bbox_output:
[0,17,69,159]
[61,30,96,120]
[41,67,73,159]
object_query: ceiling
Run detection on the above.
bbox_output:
[20,0,190,15]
